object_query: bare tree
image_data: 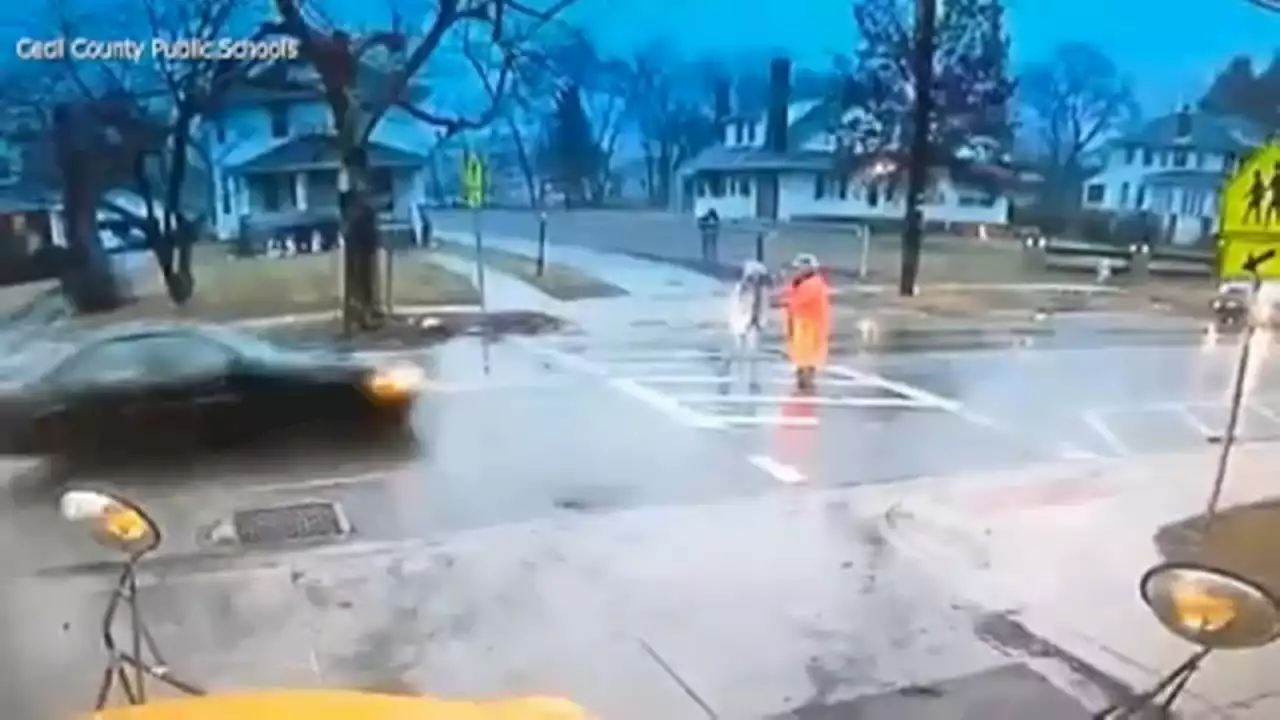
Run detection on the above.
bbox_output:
[1021,42,1138,207]
[15,0,264,306]
[622,43,717,208]
[262,0,580,332]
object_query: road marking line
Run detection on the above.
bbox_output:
[719,414,820,427]
[1179,405,1220,437]
[748,455,807,484]
[523,341,722,429]
[1083,411,1130,456]
[675,394,934,408]
[824,364,964,413]
[626,375,870,387]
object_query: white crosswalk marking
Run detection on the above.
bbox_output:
[1082,396,1280,457]
[525,326,959,430]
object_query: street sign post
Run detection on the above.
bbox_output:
[1217,141,1280,279]
[463,152,487,308]
[463,151,490,374]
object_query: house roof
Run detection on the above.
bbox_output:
[228,134,429,174]
[683,146,834,173]
[224,56,429,107]
[1116,112,1265,154]
[1141,169,1225,189]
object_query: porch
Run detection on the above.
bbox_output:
[217,135,431,247]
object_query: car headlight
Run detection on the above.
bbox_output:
[365,363,425,401]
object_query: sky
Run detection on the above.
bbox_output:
[570,0,1280,112]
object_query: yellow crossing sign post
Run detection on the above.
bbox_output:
[464,153,485,209]
[1218,141,1280,279]
[463,152,488,372]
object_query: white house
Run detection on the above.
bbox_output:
[684,97,1019,227]
[204,59,436,243]
[1081,107,1265,245]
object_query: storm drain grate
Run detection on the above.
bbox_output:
[232,501,350,546]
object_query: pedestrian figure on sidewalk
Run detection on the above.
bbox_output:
[780,253,831,390]
[1245,170,1266,225]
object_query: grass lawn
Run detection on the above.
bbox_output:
[67,243,480,327]
[432,240,628,301]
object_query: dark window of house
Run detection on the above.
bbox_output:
[368,168,394,211]
[745,123,756,143]
[1142,148,1154,166]
[837,175,849,199]
[707,172,724,197]
[736,178,750,196]
[1193,152,1204,168]
[1173,150,1188,168]
[1124,146,1136,164]
[262,177,281,211]
[734,122,744,144]
[1085,183,1105,203]
[813,174,826,200]
[867,183,880,207]
[220,178,231,215]
[1135,186,1147,209]
[268,104,289,138]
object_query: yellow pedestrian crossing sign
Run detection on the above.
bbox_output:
[464,153,484,208]
[1218,141,1280,278]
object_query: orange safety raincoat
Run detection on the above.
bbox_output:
[780,272,832,370]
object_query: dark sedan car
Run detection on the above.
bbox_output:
[0,324,424,465]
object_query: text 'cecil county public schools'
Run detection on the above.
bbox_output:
[15,37,300,63]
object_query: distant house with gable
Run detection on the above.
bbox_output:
[204,57,435,244]
[682,66,1029,228]
[1081,106,1266,245]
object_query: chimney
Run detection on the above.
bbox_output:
[1175,104,1192,140]
[765,56,791,153]
[713,77,732,129]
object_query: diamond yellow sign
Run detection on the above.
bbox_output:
[1218,141,1280,278]
[464,153,484,209]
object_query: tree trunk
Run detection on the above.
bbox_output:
[339,146,382,333]
[53,105,124,314]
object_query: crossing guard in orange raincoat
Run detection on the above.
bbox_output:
[780,253,831,389]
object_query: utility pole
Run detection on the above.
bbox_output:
[899,0,939,296]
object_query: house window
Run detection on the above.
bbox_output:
[836,175,849,200]
[1142,149,1154,167]
[268,104,289,138]
[1193,152,1204,169]
[220,177,231,216]
[734,122,744,144]
[1085,183,1105,204]
[867,183,880,208]
[736,178,750,196]
[1119,182,1130,208]
[706,172,724,198]
[368,168,394,211]
[1173,150,1188,168]
[1135,186,1147,209]
[1124,147,1136,165]
[745,124,756,144]
[813,174,826,200]
[262,176,281,211]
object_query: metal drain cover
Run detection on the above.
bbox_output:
[233,501,350,546]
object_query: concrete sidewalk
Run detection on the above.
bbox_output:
[435,231,725,299]
[880,444,1280,718]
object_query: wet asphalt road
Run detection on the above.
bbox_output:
[1,310,1266,718]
